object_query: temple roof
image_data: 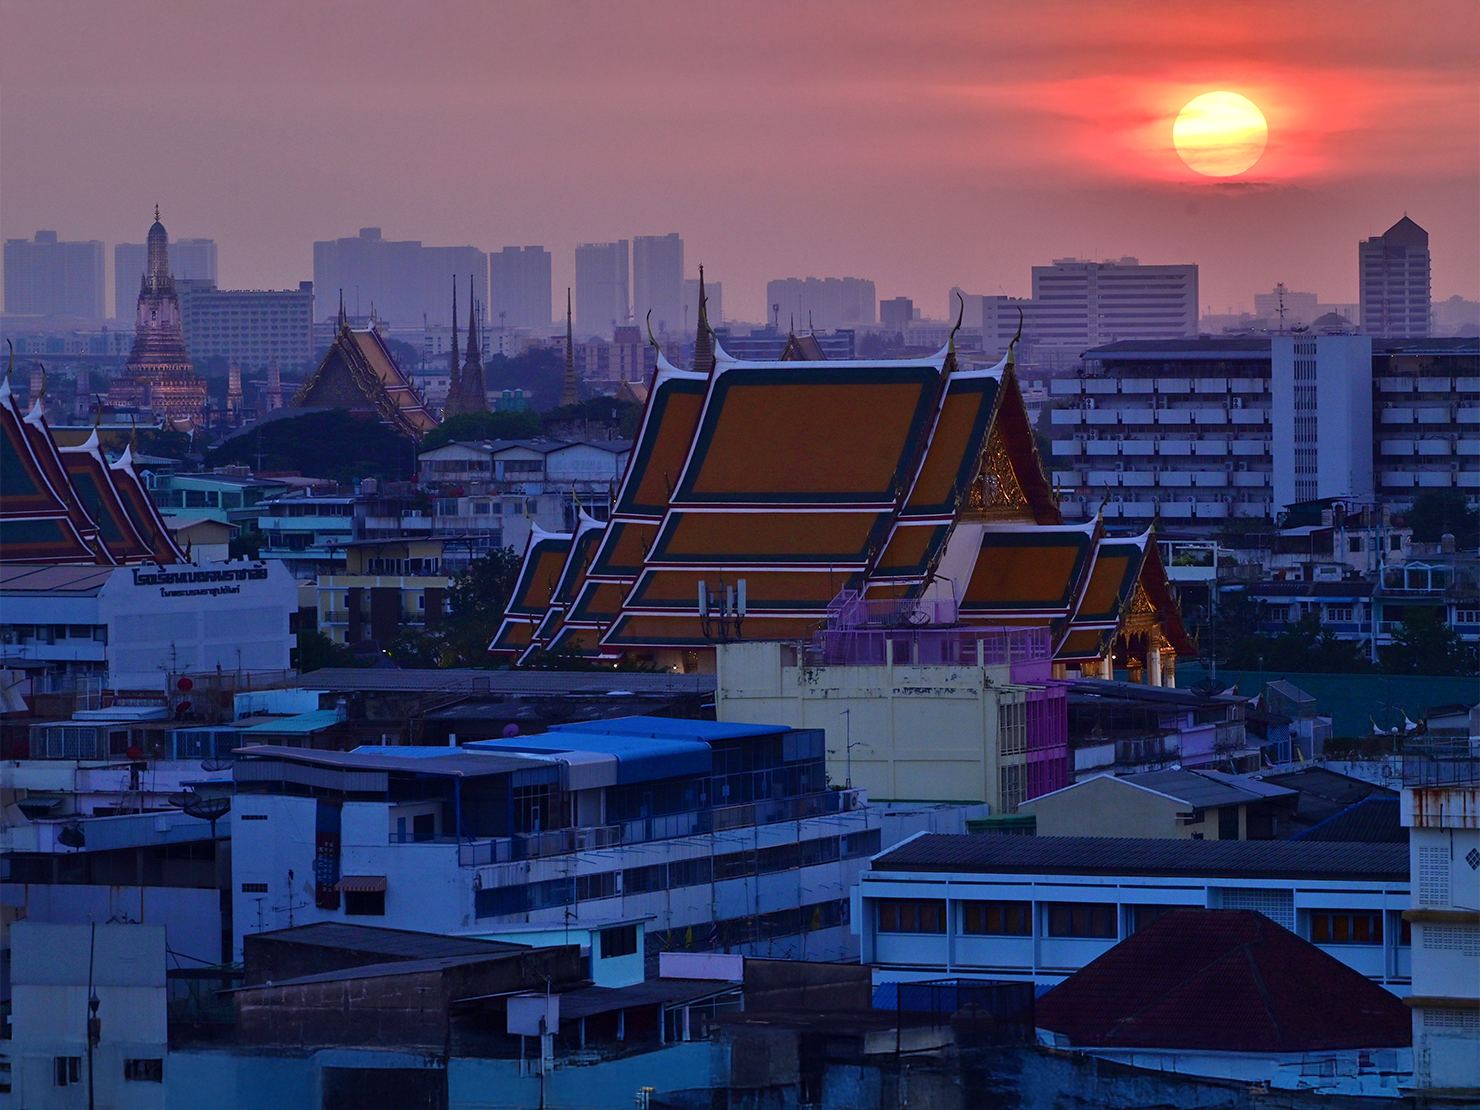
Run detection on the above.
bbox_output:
[295,326,439,438]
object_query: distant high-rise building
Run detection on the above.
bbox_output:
[1029,258,1197,348]
[178,281,315,371]
[683,277,722,332]
[312,227,486,327]
[880,296,914,331]
[488,246,552,330]
[574,241,629,339]
[765,277,876,331]
[3,231,105,318]
[115,237,216,318]
[1359,217,1430,338]
[632,233,683,338]
[107,210,207,423]
[1252,286,1320,329]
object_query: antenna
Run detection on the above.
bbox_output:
[1276,282,1287,334]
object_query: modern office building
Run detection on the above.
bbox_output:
[1049,337,1274,528]
[312,227,486,327]
[764,276,876,331]
[1372,336,1480,502]
[488,245,552,330]
[115,237,217,318]
[3,230,105,318]
[1252,285,1319,329]
[1359,216,1431,338]
[177,280,315,370]
[1030,258,1198,349]
[633,233,684,338]
[575,240,630,338]
[1270,334,1375,510]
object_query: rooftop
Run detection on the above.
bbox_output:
[293,668,716,697]
[871,833,1408,881]
[1085,337,1272,358]
[250,921,526,962]
[1036,909,1411,1052]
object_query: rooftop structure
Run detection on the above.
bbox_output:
[0,361,187,566]
[493,315,1192,681]
[1016,769,1297,840]
[293,301,438,438]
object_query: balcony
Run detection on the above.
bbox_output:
[456,788,863,867]
[1401,741,1480,787]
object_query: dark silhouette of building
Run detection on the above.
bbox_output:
[1360,216,1431,338]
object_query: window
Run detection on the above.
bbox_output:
[962,900,1032,935]
[1310,911,1383,945]
[576,871,617,901]
[1347,536,1362,553]
[344,890,385,916]
[124,1058,164,1082]
[877,899,947,934]
[1456,610,1480,625]
[1129,905,1174,933]
[842,830,881,858]
[1391,534,1403,551]
[1046,902,1116,938]
[999,764,1026,814]
[600,924,638,959]
[55,1057,82,1086]
[999,698,1027,755]
[1327,606,1354,622]
[240,882,268,893]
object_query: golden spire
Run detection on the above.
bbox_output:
[154,203,160,223]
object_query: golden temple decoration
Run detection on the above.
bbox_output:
[966,428,1032,520]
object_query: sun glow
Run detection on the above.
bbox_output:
[1173,92,1268,177]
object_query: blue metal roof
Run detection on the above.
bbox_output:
[237,710,344,735]
[548,716,789,742]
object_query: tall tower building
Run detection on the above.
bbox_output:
[3,230,105,318]
[1359,217,1431,338]
[632,233,683,338]
[312,227,486,327]
[574,241,629,339]
[489,246,552,330]
[107,209,207,423]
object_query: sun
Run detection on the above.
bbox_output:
[1173,92,1268,177]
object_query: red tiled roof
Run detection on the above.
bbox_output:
[1035,909,1411,1052]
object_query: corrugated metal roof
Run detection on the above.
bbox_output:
[871,834,1408,881]
[554,979,739,1021]
[237,710,345,735]
[1124,769,1296,809]
[549,717,789,742]
[233,745,547,778]
[250,922,526,960]
[0,564,115,593]
[295,668,715,696]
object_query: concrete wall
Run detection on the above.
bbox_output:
[716,641,1014,806]
[1018,776,1184,838]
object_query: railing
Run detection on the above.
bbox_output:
[456,788,862,867]
[1401,741,1480,787]
[803,625,1050,668]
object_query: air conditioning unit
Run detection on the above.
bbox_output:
[1085,398,1097,410]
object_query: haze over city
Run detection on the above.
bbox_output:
[3,0,1477,320]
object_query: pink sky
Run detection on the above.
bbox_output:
[4,0,1476,322]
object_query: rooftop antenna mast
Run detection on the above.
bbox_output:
[1276,283,1287,334]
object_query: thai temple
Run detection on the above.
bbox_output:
[105,208,209,424]
[294,298,439,438]
[494,283,1193,682]
[1,350,187,566]
[442,276,489,418]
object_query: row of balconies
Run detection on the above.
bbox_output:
[1378,470,1480,489]
[1376,376,1480,393]
[1052,377,1269,395]
[1051,408,1269,425]
[1380,406,1480,424]
[1057,470,1270,489]
[1062,500,1240,520]
[1379,439,1480,456]
[1054,438,1270,457]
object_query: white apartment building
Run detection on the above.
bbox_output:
[1271,334,1374,510]
[1049,338,1273,529]
[855,834,1412,995]
[1373,337,1480,502]
[1400,745,1480,1093]
[1030,258,1198,349]
[177,281,315,371]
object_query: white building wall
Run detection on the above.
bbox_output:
[1271,334,1374,512]
[10,922,167,1110]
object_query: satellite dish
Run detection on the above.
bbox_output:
[59,822,86,849]
[200,757,232,772]
[176,676,195,692]
[168,791,193,809]
[182,795,231,837]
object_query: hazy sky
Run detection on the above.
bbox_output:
[4,0,1476,323]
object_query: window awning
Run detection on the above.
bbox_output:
[335,875,387,893]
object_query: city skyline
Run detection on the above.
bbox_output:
[2,0,1475,324]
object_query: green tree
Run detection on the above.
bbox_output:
[420,409,542,452]
[207,409,414,482]
[1404,490,1479,548]
[1380,608,1477,676]
[296,628,362,673]
[407,547,524,668]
